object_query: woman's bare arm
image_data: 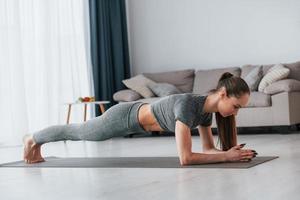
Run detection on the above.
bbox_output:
[198,125,225,154]
[175,120,228,165]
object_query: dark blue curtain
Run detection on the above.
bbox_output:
[89,0,131,116]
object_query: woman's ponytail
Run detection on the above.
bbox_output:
[214,72,250,151]
[216,111,237,151]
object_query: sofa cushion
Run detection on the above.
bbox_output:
[242,60,300,81]
[148,82,181,97]
[258,64,290,92]
[122,74,156,98]
[113,89,142,102]
[193,67,241,95]
[241,64,272,78]
[244,65,263,91]
[241,64,260,79]
[247,92,271,107]
[143,69,194,93]
[264,79,300,95]
[284,60,300,81]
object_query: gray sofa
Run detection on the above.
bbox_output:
[113,61,300,130]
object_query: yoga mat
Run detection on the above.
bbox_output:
[0,156,278,168]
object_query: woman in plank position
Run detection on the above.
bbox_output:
[23,72,257,165]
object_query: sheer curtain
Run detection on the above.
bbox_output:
[0,0,94,146]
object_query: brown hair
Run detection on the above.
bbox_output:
[212,72,250,151]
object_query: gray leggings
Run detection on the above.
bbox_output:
[32,102,149,144]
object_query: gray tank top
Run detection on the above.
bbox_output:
[150,93,212,132]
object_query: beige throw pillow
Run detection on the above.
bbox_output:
[122,74,156,98]
[258,64,290,92]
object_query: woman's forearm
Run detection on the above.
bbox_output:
[203,147,225,154]
[186,152,227,165]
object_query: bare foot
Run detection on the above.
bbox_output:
[23,134,45,164]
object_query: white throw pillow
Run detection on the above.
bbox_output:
[258,64,290,92]
[122,74,156,98]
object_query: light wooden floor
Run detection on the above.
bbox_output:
[0,132,300,200]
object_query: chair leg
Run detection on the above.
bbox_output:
[84,104,87,122]
[66,104,72,124]
[99,104,106,114]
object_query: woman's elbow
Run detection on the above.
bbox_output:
[179,154,192,166]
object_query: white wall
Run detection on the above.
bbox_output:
[126,0,300,75]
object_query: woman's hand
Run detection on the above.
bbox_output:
[225,143,258,162]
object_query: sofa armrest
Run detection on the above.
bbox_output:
[113,89,142,102]
[271,91,300,125]
[264,79,300,95]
